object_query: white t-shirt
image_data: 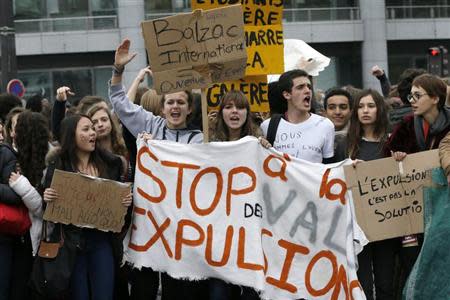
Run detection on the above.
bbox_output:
[261,114,335,163]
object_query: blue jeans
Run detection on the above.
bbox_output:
[71,230,114,300]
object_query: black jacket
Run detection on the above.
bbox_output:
[0,144,21,206]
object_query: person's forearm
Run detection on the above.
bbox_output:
[126,77,141,102]
[111,73,123,86]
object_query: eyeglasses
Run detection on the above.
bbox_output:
[407,92,428,103]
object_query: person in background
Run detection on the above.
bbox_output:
[0,94,22,125]
[324,88,353,135]
[3,107,26,150]
[335,89,395,299]
[371,65,391,98]
[385,73,450,296]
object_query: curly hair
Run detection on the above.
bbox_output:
[15,111,50,187]
[86,105,128,157]
[212,90,261,141]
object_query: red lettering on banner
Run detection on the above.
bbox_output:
[266,239,310,293]
[305,250,338,297]
[349,280,363,300]
[161,160,200,209]
[175,219,205,260]
[205,224,233,267]
[263,154,289,181]
[226,167,256,216]
[137,146,167,203]
[237,227,264,271]
[128,206,173,258]
[261,228,273,274]
[190,167,223,216]
[319,169,347,205]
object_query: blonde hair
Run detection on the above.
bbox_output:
[140,89,163,116]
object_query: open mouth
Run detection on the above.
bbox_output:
[170,112,181,119]
[230,115,240,122]
[303,95,311,105]
[88,137,96,144]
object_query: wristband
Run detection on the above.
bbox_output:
[112,64,124,76]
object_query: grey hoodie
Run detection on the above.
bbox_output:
[109,83,203,144]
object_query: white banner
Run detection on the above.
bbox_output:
[125,137,367,300]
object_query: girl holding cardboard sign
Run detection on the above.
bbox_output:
[335,89,396,300]
[42,114,132,300]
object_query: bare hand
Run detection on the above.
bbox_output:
[391,151,407,162]
[56,86,75,102]
[136,67,153,83]
[43,188,59,202]
[114,39,137,69]
[122,192,133,207]
[352,159,364,168]
[9,172,20,185]
[138,132,153,143]
[258,136,272,149]
[208,110,218,123]
[371,65,384,77]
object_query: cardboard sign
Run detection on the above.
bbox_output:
[44,170,131,232]
[206,75,269,112]
[141,5,247,94]
[192,0,284,75]
[125,137,367,300]
[344,150,440,242]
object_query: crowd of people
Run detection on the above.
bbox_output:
[0,38,450,300]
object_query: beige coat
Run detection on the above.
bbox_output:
[439,132,450,176]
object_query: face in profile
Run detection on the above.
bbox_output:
[75,117,97,153]
[410,85,439,117]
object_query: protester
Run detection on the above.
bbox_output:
[3,107,26,150]
[335,89,395,299]
[109,39,205,300]
[261,69,335,163]
[385,73,450,295]
[439,132,450,185]
[0,94,22,124]
[42,114,132,299]
[371,65,391,98]
[0,140,30,300]
[324,88,353,135]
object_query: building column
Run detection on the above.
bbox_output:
[360,0,389,90]
[117,0,147,89]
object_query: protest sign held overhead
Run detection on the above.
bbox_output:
[344,150,440,242]
[141,5,247,94]
[43,170,131,232]
[125,137,367,300]
[192,0,284,76]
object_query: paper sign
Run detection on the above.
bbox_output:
[206,75,269,112]
[344,150,440,242]
[192,0,284,75]
[125,137,367,300]
[141,5,247,94]
[44,170,131,232]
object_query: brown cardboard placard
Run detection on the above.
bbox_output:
[344,150,440,242]
[142,5,247,94]
[43,170,131,232]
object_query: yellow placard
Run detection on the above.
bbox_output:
[192,0,284,76]
[205,75,269,112]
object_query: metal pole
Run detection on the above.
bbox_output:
[0,0,17,93]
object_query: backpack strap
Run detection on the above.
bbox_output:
[187,131,201,144]
[267,114,283,146]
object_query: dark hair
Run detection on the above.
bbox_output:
[323,88,353,109]
[26,94,44,112]
[278,69,311,98]
[412,74,447,109]
[212,90,261,141]
[15,111,49,187]
[4,107,25,146]
[0,93,22,123]
[59,114,106,176]
[347,89,389,159]
[268,81,286,115]
[397,68,427,105]
[77,96,108,114]
[86,105,128,156]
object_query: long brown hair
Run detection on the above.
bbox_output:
[347,89,389,159]
[212,90,261,141]
[87,105,128,157]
